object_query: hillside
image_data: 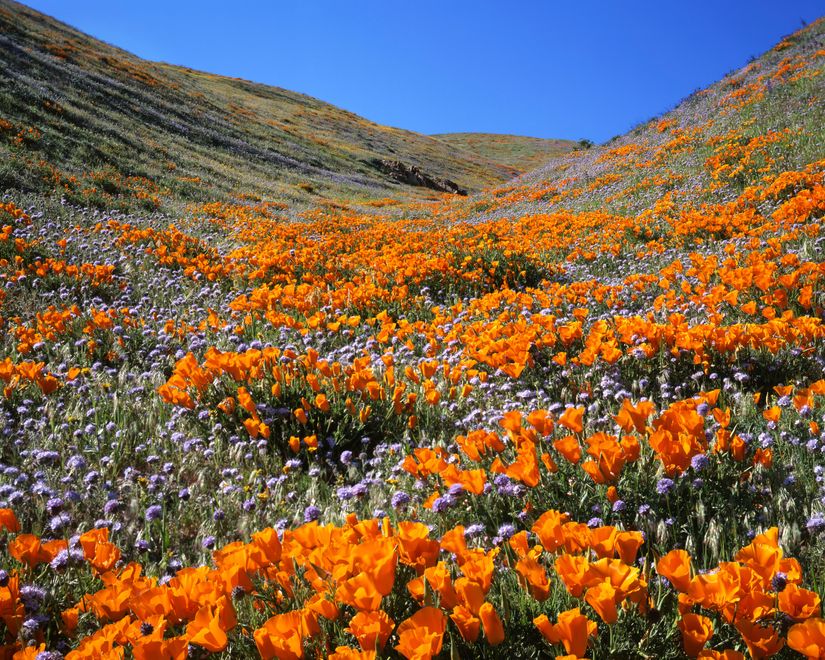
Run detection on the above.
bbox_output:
[429,19,824,226]
[0,5,825,660]
[0,0,532,209]
[433,132,578,173]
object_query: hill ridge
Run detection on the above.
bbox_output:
[0,0,574,208]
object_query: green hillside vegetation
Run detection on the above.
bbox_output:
[0,0,539,211]
[433,132,578,173]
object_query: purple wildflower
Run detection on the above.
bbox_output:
[656,478,675,495]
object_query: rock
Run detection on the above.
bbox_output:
[373,159,467,195]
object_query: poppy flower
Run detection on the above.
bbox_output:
[396,522,440,572]
[346,610,394,651]
[657,549,692,592]
[8,534,50,568]
[459,548,498,594]
[132,636,190,660]
[615,531,645,565]
[394,606,446,660]
[14,645,46,660]
[585,580,619,624]
[455,577,486,615]
[0,509,19,533]
[527,409,554,436]
[559,406,585,433]
[553,435,582,463]
[450,605,480,642]
[499,410,523,435]
[679,613,714,657]
[186,604,228,653]
[504,440,541,487]
[735,617,784,658]
[516,556,551,601]
[555,554,591,598]
[615,399,655,433]
[329,648,377,660]
[254,611,311,660]
[787,617,825,658]
[335,572,383,611]
[354,538,398,596]
[440,526,469,562]
[421,563,458,609]
[533,509,569,552]
[534,608,598,656]
[778,583,822,620]
[479,602,505,645]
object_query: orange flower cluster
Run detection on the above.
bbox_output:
[660,528,825,657]
[0,358,60,396]
[3,500,818,660]
[436,383,822,499]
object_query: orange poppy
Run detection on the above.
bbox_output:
[186,604,228,653]
[787,617,825,659]
[455,577,486,615]
[450,605,480,642]
[254,610,313,660]
[394,607,446,660]
[559,406,585,434]
[678,613,713,657]
[778,583,822,621]
[555,554,591,598]
[0,509,19,533]
[329,647,377,660]
[735,618,784,658]
[515,556,551,601]
[553,435,582,463]
[335,572,383,611]
[614,399,655,434]
[584,580,619,624]
[479,602,505,646]
[8,534,50,568]
[534,608,598,656]
[532,509,569,553]
[345,610,394,651]
[657,549,692,592]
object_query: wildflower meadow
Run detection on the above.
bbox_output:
[0,5,824,660]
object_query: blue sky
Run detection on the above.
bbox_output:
[24,1,824,143]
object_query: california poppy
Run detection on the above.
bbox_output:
[479,602,505,646]
[678,613,713,657]
[657,549,692,592]
[186,604,228,653]
[346,610,394,651]
[534,608,598,656]
[450,605,480,643]
[787,617,825,658]
[584,580,619,624]
[394,607,446,660]
[0,509,19,533]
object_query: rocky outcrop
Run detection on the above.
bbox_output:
[373,159,467,195]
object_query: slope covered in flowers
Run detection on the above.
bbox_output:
[0,12,824,660]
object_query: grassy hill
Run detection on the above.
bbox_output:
[433,132,578,173]
[0,0,537,210]
[432,18,824,226]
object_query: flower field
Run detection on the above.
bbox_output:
[1,8,825,660]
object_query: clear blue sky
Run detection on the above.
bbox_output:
[23,1,824,143]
